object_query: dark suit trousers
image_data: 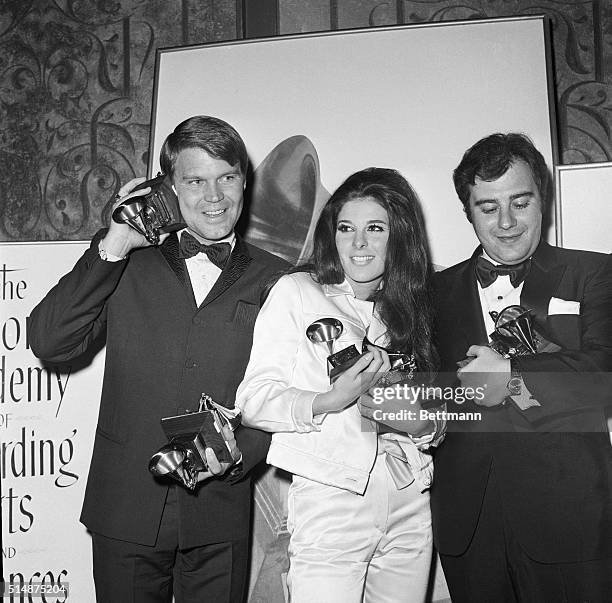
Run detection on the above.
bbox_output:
[440,468,612,603]
[91,487,249,603]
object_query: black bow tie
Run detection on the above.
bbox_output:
[179,232,231,269]
[475,255,531,288]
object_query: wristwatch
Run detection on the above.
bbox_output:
[506,358,523,396]
[98,244,110,261]
[98,241,126,262]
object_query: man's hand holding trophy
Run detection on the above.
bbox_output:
[149,394,242,490]
[112,173,186,245]
[457,304,558,408]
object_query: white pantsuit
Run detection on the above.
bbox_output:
[236,272,442,602]
[287,452,432,603]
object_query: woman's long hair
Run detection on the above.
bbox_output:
[303,167,437,374]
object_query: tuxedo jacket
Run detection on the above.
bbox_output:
[431,241,612,563]
[29,231,288,547]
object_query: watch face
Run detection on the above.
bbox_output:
[507,377,522,396]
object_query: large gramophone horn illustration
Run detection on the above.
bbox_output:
[489,305,538,357]
[244,136,330,265]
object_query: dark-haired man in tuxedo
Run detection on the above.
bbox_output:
[431,133,612,602]
[29,115,287,602]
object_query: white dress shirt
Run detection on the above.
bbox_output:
[476,251,539,410]
[477,251,525,339]
[179,229,235,306]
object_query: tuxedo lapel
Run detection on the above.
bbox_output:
[439,250,488,365]
[200,235,252,308]
[159,232,197,308]
[454,252,489,346]
[520,242,566,333]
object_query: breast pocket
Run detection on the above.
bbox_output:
[226,300,260,331]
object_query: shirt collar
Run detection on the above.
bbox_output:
[481,248,535,268]
[322,279,383,298]
[481,249,499,265]
[322,279,389,344]
[322,279,356,297]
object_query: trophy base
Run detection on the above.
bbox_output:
[328,345,364,383]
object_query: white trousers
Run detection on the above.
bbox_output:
[286,452,433,603]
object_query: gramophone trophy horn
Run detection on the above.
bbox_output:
[148,393,241,491]
[112,199,149,237]
[490,305,538,357]
[306,318,364,382]
[112,173,186,245]
[148,443,196,489]
[306,318,343,355]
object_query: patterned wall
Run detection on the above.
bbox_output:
[0,0,240,241]
[1,0,610,241]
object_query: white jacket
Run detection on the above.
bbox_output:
[236,272,437,495]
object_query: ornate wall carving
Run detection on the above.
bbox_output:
[0,0,239,241]
[1,0,610,241]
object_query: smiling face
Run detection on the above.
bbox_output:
[468,159,542,265]
[335,196,389,299]
[172,147,245,243]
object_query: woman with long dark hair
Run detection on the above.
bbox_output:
[236,167,443,602]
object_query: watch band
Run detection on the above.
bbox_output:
[98,241,126,262]
[507,358,522,396]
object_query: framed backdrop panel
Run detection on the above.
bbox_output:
[149,16,556,269]
[556,162,612,254]
[555,161,612,444]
